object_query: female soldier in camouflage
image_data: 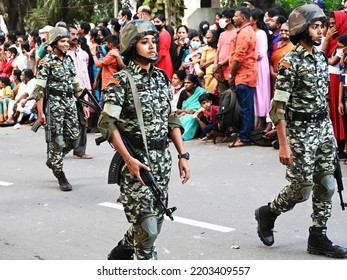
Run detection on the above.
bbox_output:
[97,20,190,260]
[34,27,89,191]
[255,4,347,258]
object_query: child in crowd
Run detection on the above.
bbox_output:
[194,93,222,141]
[0,76,14,122]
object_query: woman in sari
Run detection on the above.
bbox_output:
[176,74,206,140]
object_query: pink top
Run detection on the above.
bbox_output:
[217,29,237,81]
[67,47,91,90]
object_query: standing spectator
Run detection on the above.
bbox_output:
[266,8,287,47]
[33,27,89,191]
[213,8,237,94]
[321,11,347,158]
[270,22,294,97]
[67,25,92,159]
[100,19,190,260]
[171,25,189,71]
[36,25,54,62]
[180,31,203,75]
[137,5,152,21]
[92,34,124,91]
[255,4,347,258]
[153,13,174,80]
[250,8,272,131]
[200,29,219,101]
[77,21,91,45]
[117,8,132,27]
[228,7,258,147]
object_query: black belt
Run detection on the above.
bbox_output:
[49,88,73,98]
[131,136,168,151]
[287,110,328,123]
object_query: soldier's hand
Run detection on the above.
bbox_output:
[278,144,293,166]
[126,157,150,186]
[38,113,46,126]
[178,158,190,184]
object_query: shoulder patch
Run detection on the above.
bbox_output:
[278,61,290,69]
[107,77,122,87]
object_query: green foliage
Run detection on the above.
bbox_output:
[275,0,344,13]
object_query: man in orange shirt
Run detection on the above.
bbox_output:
[228,7,258,147]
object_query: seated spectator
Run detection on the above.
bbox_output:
[6,69,36,128]
[176,74,207,140]
[0,76,14,122]
[171,70,186,106]
[11,69,22,97]
[194,93,223,141]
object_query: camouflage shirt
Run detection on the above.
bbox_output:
[103,60,174,141]
[34,51,81,100]
[274,44,329,114]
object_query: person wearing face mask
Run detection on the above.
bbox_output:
[179,30,203,75]
[200,29,219,102]
[213,8,237,94]
[117,8,132,28]
[153,13,174,80]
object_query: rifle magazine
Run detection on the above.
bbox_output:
[108,152,125,185]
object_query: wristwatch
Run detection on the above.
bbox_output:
[178,152,190,160]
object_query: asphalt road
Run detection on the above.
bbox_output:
[1,124,347,260]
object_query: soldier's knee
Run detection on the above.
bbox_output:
[55,135,64,152]
[134,216,158,249]
[287,182,313,203]
[313,172,335,201]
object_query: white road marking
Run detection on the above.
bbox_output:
[98,202,235,233]
[0,181,13,186]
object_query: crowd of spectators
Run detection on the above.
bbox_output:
[1,1,347,156]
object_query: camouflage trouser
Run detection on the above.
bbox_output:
[270,118,336,227]
[118,148,172,260]
[48,95,80,172]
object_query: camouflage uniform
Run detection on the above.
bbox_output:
[270,44,336,226]
[34,52,81,172]
[102,60,176,260]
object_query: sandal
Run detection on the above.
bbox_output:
[228,138,251,148]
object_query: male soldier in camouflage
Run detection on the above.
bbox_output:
[255,4,347,258]
[33,27,89,191]
[97,19,190,260]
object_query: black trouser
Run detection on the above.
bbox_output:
[73,102,87,156]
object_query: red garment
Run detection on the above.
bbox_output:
[327,11,347,57]
[156,29,173,80]
[328,73,346,140]
[1,57,15,78]
[203,105,219,123]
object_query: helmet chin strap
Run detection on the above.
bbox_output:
[134,53,157,64]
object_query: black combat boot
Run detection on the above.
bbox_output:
[53,170,72,191]
[307,226,347,258]
[107,241,134,260]
[255,204,279,246]
[46,159,53,170]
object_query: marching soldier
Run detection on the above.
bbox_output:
[97,20,190,260]
[255,4,347,258]
[34,27,89,191]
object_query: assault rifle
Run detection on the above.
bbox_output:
[78,89,177,221]
[31,89,52,163]
[334,154,347,211]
